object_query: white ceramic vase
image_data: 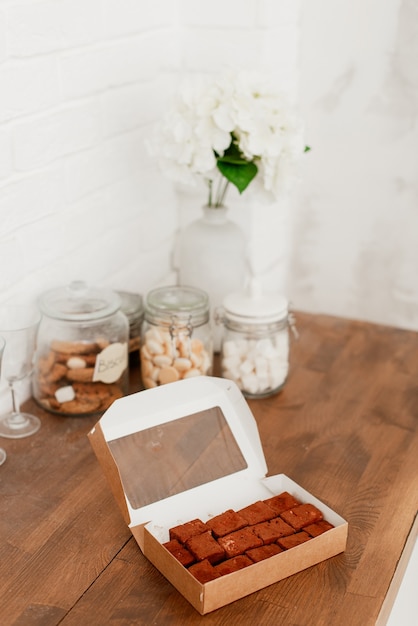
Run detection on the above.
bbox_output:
[177,205,248,351]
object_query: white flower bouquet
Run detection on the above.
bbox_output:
[149,70,309,208]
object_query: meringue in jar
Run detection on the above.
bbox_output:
[217,283,293,398]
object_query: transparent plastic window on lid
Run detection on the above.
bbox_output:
[107,406,248,510]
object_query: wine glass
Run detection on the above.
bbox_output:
[0,336,6,462]
[0,306,41,439]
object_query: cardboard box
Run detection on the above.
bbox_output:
[88,376,347,615]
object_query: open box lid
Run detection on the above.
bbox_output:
[88,377,268,528]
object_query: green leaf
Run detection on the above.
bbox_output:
[216,141,249,165]
[217,159,258,194]
[304,145,311,152]
[216,142,258,194]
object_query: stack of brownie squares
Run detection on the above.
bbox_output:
[162,491,334,583]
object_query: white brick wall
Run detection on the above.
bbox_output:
[0,0,181,315]
[0,0,299,310]
[0,0,300,408]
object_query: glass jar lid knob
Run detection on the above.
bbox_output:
[223,278,288,324]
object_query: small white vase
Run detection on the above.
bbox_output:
[177,205,248,351]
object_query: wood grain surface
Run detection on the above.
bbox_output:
[0,313,417,626]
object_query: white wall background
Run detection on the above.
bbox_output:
[1,0,416,331]
[291,0,418,331]
[0,0,180,307]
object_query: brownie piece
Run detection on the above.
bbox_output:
[188,559,220,583]
[237,501,276,525]
[186,531,226,564]
[304,520,334,537]
[218,527,263,558]
[162,539,195,567]
[246,544,283,562]
[253,517,295,544]
[280,503,323,530]
[206,509,247,538]
[214,555,252,576]
[278,531,312,550]
[169,519,209,544]
[263,491,300,515]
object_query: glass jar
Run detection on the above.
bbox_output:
[217,284,293,398]
[33,280,129,416]
[141,285,213,389]
[117,290,144,366]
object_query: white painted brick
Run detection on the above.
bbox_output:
[261,27,299,67]
[107,243,175,295]
[106,177,147,224]
[138,165,178,205]
[106,127,150,179]
[0,129,13,180]
[0,57,61,123]
[104,0,177,38]
[105,169,177,238]
[103,80,166,137]
[65,130,148,204]
[6,0,103,57]
[181,29,264,71]
[19,213,75,273]
[135,202,178,252]
[59,192,112,252]
[65,144,112,204]
[259,28,300,95]
[258,0,300,26]
[59,47,110,101]
[69,234,128,284]
[179,0,257,27]
[104,31,179,85]
[59,31,178,102]
[0,236,25,292]
[13,102,103,171]
[105,225,142,268]
[0,167,65,236]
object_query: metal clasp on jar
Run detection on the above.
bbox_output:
[214,306,226,326]
[288,310,299,340]
[169,314,193,358]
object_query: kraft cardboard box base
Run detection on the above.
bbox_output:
[88,376,348,615]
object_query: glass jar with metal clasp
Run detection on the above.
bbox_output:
[216,281,297,398]
[33,280,129,416]
[140,286,213,389]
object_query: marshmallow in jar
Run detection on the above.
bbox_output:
[141,286,213,389]
[218,285,291,398]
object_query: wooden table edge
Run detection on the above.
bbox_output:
[376,512,418,625]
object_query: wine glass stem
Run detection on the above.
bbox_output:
[9,380,20,415]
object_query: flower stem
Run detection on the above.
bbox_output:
[214,177,229,207]
[207,179,213,207]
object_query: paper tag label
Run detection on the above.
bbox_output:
[93,342,128,383]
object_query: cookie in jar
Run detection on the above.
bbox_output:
[33,281,129,416]
[141,286,213,389]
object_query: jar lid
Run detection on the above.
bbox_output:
[145,286,209,326]
[38,280,122,322]
[223,280,288,325]
[117,291,144,322]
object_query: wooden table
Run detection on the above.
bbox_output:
[1,313,417,626]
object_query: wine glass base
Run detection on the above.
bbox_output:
[0,412,41,439]
[0,448,6,465]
